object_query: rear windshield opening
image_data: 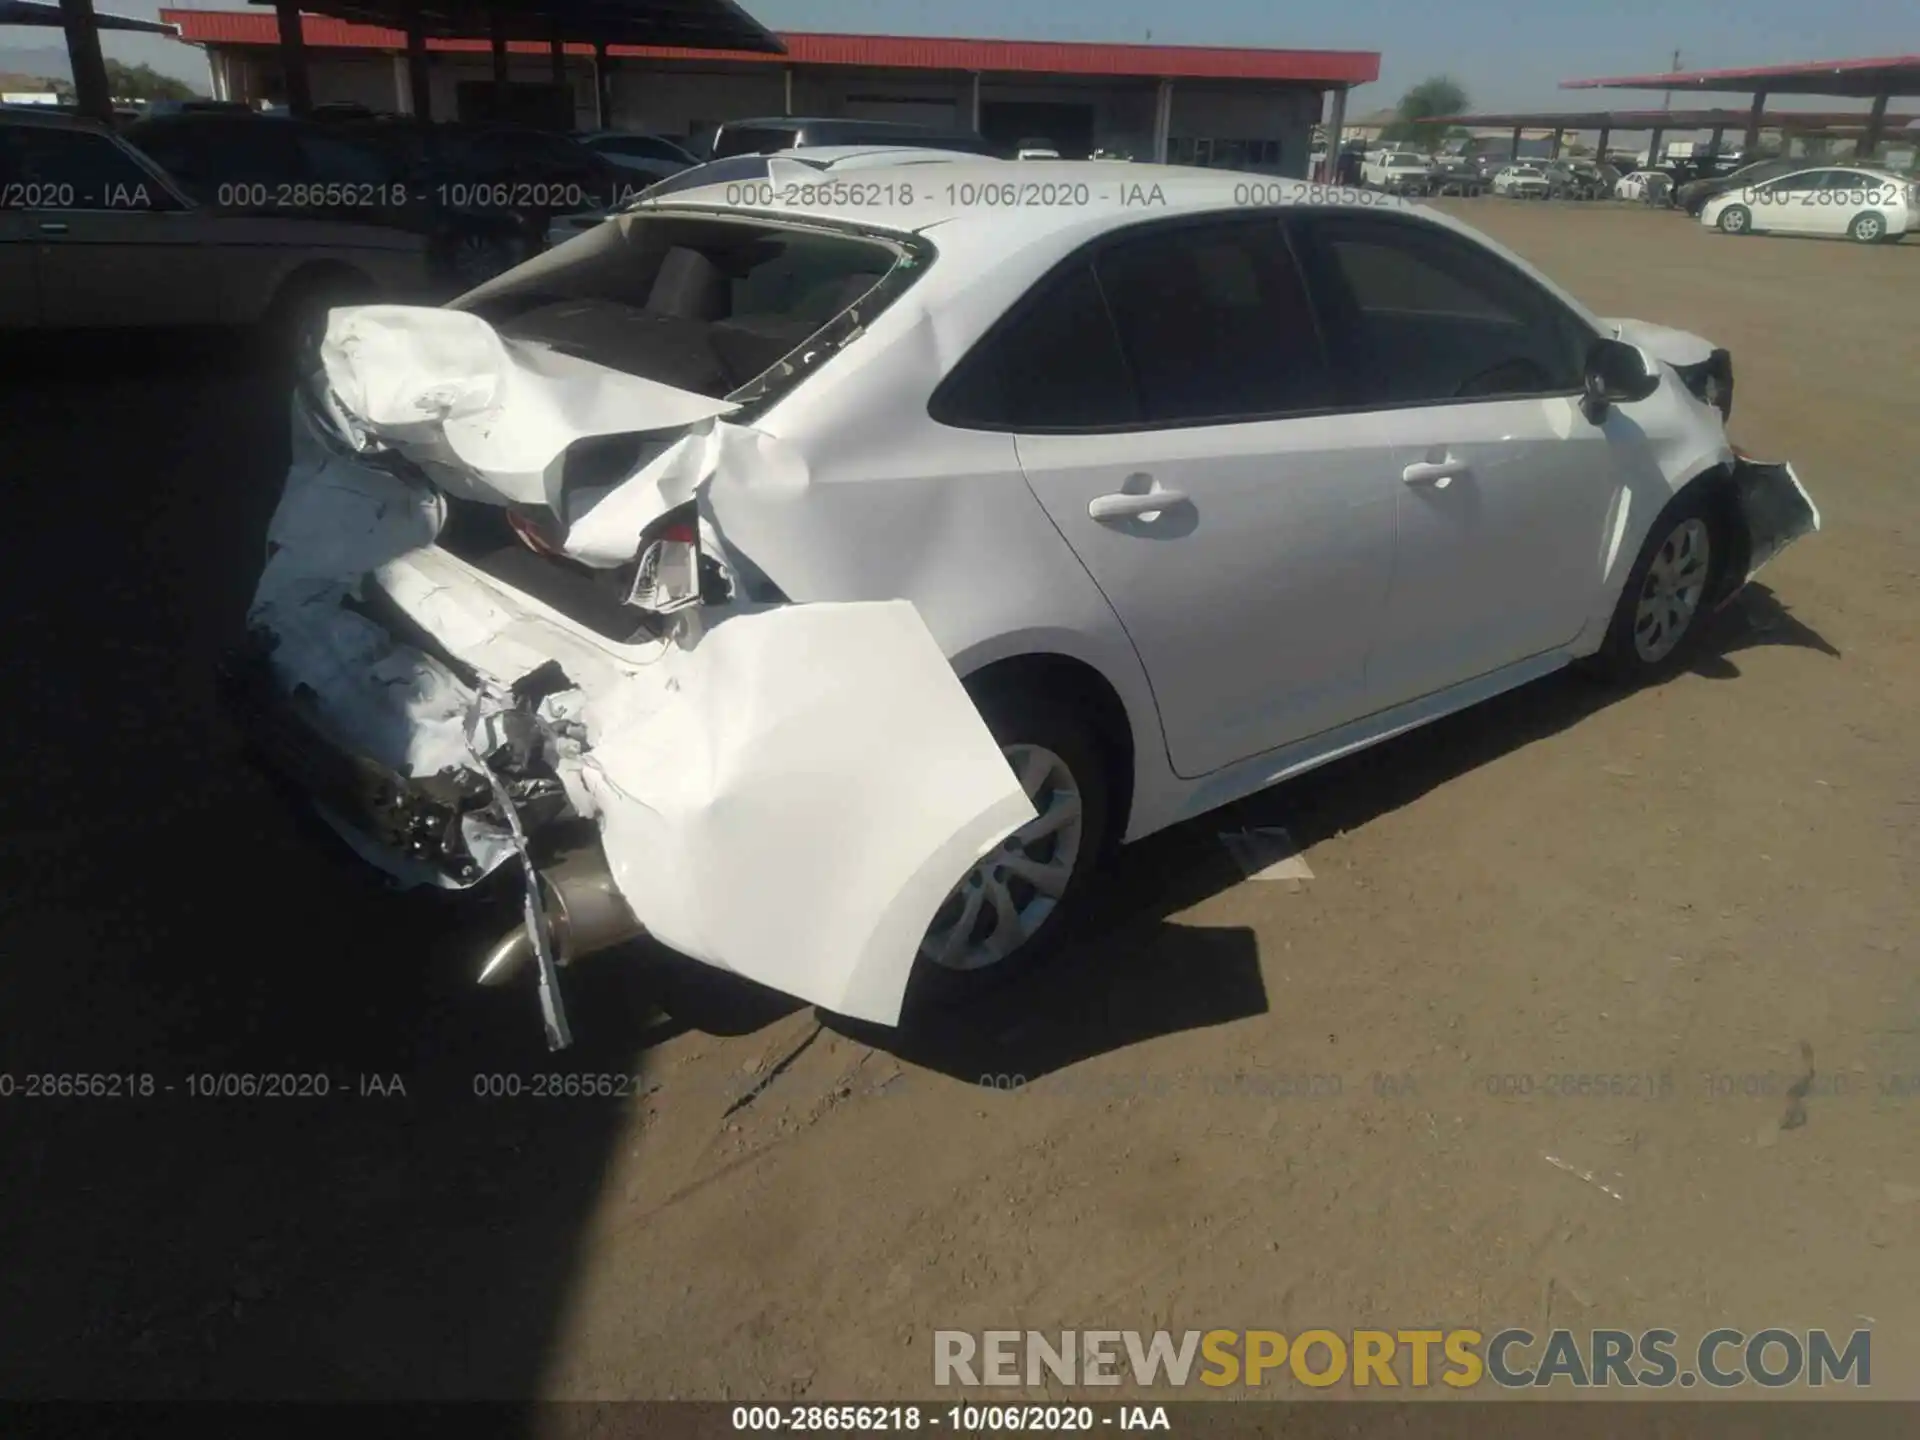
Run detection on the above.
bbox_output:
[454,212,911,398]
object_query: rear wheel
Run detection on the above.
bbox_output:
[1717,204,1751,235]
[908,689,1111,1006]
[1848,211,1887,243]
[1590,490,1725,684]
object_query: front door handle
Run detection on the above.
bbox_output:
[37,221,69,236]
[1089,486,1188,521]
[1402,458,1471,488]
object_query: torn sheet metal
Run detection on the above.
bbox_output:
[248,306,1035,1027]
[1731,458,1821,582]
[317,305,737,510]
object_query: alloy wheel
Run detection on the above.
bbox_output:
[920,744,1085,972]
[1633,517,1712,663]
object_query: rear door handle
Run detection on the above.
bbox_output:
[1089,487,1188,521]
[37,222,68,236]
[1402,458,1471,488]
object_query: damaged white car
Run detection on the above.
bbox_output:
[227,161,1820,1047]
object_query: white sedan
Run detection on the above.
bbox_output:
[1491,165,1551,198]
[1614,169,1672,203]
[234,162,1818,1044]
[1702,165,1916,242]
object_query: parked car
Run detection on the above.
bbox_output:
[1674,155,1802,216]
[122,111,629,287]
[231,159,1818,1045]
[1429,156,1487,196]
[1361,151,1435,194]
[1702,165,1916,242]
[0,107,425,337]
[1541,161,1611,200]
[705,116,1002,160]
[574,129,698,184]
[1491,164,1551,198]
[1614,169,1673,204]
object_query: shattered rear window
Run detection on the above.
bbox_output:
[451,212,920,403]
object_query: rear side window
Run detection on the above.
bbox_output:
[1292,213,1589,407]
[931,262,1136,429]
[1092,220,1333,423]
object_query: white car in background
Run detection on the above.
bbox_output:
[0,106,426,335]
[1360,151,1435,194]
[1615,169,1673,204]
[1702,165,1916,243]
[1492,165,1551,198]
[235,161,1818,1047]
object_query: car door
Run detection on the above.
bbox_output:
[938,217,1399,779]
[1749,170,1827,235]
[10,125,222,327]
[1287,210,1627,712]
[0,128,42,326]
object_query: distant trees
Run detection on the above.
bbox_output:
[1381,76,1470,150]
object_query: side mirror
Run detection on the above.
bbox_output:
[1581,337,1660,422]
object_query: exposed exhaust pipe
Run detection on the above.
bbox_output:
[477,844,646,987]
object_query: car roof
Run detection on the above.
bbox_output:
[637,156,1441,257]
[0,105,109,132]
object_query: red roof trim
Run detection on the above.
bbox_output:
[158,10,1379,82]
[1564,55,1920,89]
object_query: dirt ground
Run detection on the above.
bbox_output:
[2,199,1916,1405]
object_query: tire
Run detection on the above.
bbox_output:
[1717,204,1751,235]
[1589,488,1726,684]
[1848,211,1886,243]
[905,686,1113,1008]
[436,226,521,288]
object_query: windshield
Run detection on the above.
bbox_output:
[450,210,920,402]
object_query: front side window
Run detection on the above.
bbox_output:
[1292,212,1590,408]
[6,127,176,210]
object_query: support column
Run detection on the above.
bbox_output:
[1708,125,1724,156]
[406,10,432,122]
[1323,85,1347,181]
[1742,90,1766,155]
[969,71,981,133]
[57,0,113,122]
[550,27,565,85]
[1596,124,1611,163]
[1550,127,1563,158]
[1862,93,1889,158]
[1509,124,1521,159]
[781,64,793,116]
[392,53,408,113]
[1152,78,1173,164]
[1647,127,1664,168]
[489,8,508,113]
[594,42,611,129]
[273,3,311,115]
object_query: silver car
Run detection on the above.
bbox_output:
[0,107,427,334]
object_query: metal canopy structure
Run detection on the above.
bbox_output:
[1434,105,1918,162]
[239,0,784,129]
[0,0,177,32]
[1560,55,1920,158]
[241,0,782,47]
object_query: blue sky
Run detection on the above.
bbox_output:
[3,0,1907,113]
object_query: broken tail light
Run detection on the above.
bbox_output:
[625,501,705,617]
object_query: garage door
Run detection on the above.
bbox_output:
[842,98,960,128]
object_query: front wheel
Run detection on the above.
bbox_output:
[1589,493,1724,684]
[1717,204,1751,235]
[1848,211,1887,243]
[908,689,1111,1006]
